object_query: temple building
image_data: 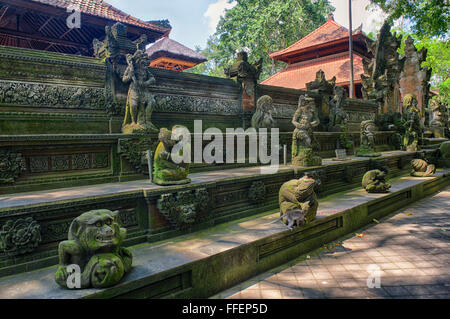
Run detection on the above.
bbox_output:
[262,14,373,98]
[146,36,207,71]
[0,0,171,56]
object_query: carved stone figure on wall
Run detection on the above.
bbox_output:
[357,120,381,157]
[93,22,147,65]
[122,50,158,134]
[153,126,191,186]
[157,188,209,230]
[362,169,391,193]
[0,217,41,256]
[278,175,319,228]
[361,21,405,113]
[291,95,322,166]
[306,70,336,95]
[402,94,422,152]
[224,51,263,99]
[410,159,436,177]
[55,210,132,289]
[329,86,349,131]
[0,149,24,184]
[251,95,276,129]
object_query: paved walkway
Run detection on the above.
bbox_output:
[215,187,450,299]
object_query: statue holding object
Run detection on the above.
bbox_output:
[55,210,132,289]
[153,126,191,186]
[357,120,381,157]
[292,95,322,166]
[402,94,422,152]
[122,50,158,134]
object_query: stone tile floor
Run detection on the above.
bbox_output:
[214,187,450,299]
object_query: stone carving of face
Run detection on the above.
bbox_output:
[69,210,125,253]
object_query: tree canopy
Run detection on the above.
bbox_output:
[188,0,334,80]
[370,0,449,38]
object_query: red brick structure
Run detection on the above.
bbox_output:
[262,15,373,98]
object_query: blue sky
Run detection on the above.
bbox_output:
[107,0,386,50]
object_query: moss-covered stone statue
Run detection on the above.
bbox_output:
[362,170,391,193]
[122,50,158,134]
[402,94,422,152]
[292,95,322,166]
[438,141,450,168]
[278,175,319,228]
[357,120,381,157]
[153,126,191,186]
[429,96,448,138]
[410,159,436,177]
[251,95,276,129]
[55,210,132,289]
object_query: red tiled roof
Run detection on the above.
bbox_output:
[270,18,364,60]
[146,37,207,63]
[30,0,170,33]
[262,53,365,90]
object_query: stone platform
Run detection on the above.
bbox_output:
[0,167,448,299]
[0,150,436,278]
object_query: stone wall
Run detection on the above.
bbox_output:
[0,46,379,135]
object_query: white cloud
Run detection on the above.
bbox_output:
[204,0,237,34]
[329,0,388,34]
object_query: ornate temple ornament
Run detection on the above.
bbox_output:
[0,149,24,184]
[0,217,41,256]
[361,22,405,113]
[248,181,266,203]
[224,51,263,97]
[157,188,210,230]
[306,70,336,95]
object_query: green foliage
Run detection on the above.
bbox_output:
[370,0,449,38]
[189,0,334,80]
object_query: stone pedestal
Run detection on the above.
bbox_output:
[292,147,322,167]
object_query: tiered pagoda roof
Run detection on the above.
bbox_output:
[146,37,207,71]
[262,16,373,96]
[0,0,171,55]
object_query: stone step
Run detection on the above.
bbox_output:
[0,168,448,299]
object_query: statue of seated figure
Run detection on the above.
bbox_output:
[55,210,132,289]
[362,169,391,193]
[278,175,319,227]
[153,126,191,186]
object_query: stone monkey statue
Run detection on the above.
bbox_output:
[55,210,132,289]
[153,126,191,186]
